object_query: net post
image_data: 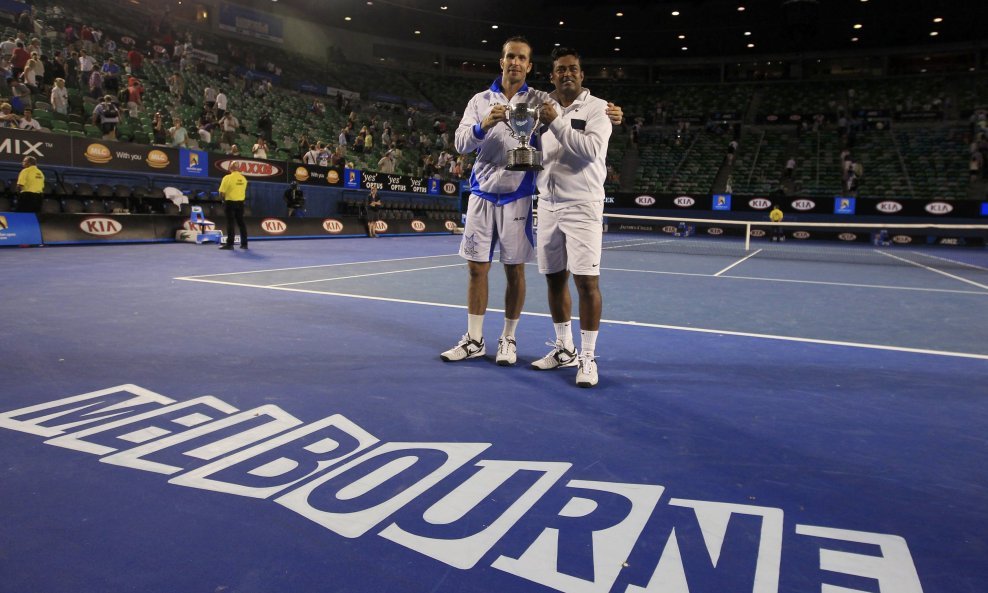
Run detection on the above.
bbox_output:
[745,223,751,251]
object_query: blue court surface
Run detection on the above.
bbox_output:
[1,235,987,593]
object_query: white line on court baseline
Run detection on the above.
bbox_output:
[175,252,464,279]
[714,249,763,277]
[175,276,988,361]
[269,263,464,287]
[877,250,988,291]
[906,250,988,272]
[596,266,988,296]
[602,239,676,249]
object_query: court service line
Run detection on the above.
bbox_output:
[598,266,988,296]
[175,276,988,361]
[906,251,988,272]
[269,263,464,287]
[877,251,988,291]
[602,240,676,250]
[176,252,464,279]
[714,249,763,276]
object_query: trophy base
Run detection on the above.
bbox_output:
[506,148,543,172]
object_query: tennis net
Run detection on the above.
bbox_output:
[602,213,988,268]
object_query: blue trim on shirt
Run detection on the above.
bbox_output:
[472,123,486,140]
[468,168,537,206]
[490,78,529,95]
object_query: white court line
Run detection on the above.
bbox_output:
[597,266,988,296]
[877,251,988,291]
[176,276,988,361]
[270,263,464,287]
[176,252,463,279]
[714,249,762,277]
[906,251,988,272]
[602,239,676,250]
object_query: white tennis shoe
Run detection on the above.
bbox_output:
[441,334,485,362]
[576,353,598,388]
[531,341,579,370]
[495,337,517,366]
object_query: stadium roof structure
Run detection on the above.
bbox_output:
[267,0,988,61]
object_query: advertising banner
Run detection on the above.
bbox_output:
[218,2,284,43]
[0,212,43,246]
[289,164,343,187]
[37,214,162,244]
[0,127,73,166]
[76,139,179,175]
[209,156,288,182]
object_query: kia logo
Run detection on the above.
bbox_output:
[707,227,724,235]
[924,202,953,215]
[635,195,656,207]
[411,220,426,232]
[261,218,287,233]
[793,231,810,239]
[80,217,121,236]
[373,220,388,233]
[838,233,857,241]
[750,229,766,237]
[792,200,815,211]
[661,225,677,233]
[748,199,771,210]
[674,196,695,207]
[444,220,458,231]
[876,201,903,213]
[322,219,343,233]
[892,235,912,244]
[443,182,457,194]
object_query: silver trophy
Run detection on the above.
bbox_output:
[504,102,543,171]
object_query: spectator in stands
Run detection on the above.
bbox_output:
[785,157,796,180]
[296,133,311,160]
[353,132,365,154]
[88,67,103,99]
[338,128,348,148]
[215,90,227,119]
[364,129,374,153]
[284,181,305,217]
[219,161,249,250]
[252,136,268,159]
[726,139,738,164]
[101,57,121,93]
[8,77,30,113]
[127,46,143,76]
[125,77,144,118]
[257,112,272,142]
[10,42,29,80]
[226,144,241,156]
[197,118,214,147]
[365,186,383,238]
[204,84,217,110]
[78,49,94,90]
[0,37,15,58]
[331,145,345,168]
[152,111,168,144]
[970,151,983,183]
[50,78,69,115]
[219,111,240,149]
[15,156,44,213]
[21,51,41,90]
[92,96,120,140]
[46,51,63,88]
[302,141,321,165]
[18,108,41,131]
[377,149,396,174]
[0,102,19,127]
[168,117,190,148]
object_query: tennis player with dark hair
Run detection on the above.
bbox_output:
[530,47,611,387]
[441,36,622,366]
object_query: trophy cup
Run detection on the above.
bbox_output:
[504,102,543,171]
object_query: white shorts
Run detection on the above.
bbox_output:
[536,201,604,276]
[459,195,534,264]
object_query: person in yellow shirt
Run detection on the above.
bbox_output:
[15,156,45,213]
[218,161,249,250]
[769,204,785,242]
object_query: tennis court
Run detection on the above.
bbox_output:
[1,233,986,593]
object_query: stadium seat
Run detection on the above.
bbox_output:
[95,184,115,198]
[40,198,62,214]
[82,199,105,214]
[73,183,95,198]
[0,196,11,211]
[62,198,84,213]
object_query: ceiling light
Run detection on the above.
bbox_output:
[615,36,621,40]
[737,5,745,11]
[491,24,498,29]
[558,20,564,25]
[344,16,351,21]
[481,39,487,43]
[929,31,939,36]
[933,17,943,23]
[681,46,688,51]
[744,31,751,36]
[678,34,686,39]
[853,23,862,29]
[366,1,372,4]
[747,43,755,48]
[851,37,859,42]
[554,43,560,46]
[614,47,620,51]
[616,12,623,16]
[671,11,680,16]
[414,30,421,34]
[440,5,447,9]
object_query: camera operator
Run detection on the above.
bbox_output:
[284,181,306,217]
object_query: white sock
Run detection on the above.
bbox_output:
[501,318,519,339]
[580,330,598,357]
[554,321,574,350]
[467,314,485,342]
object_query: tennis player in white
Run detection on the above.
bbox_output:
[441,37,622,366]
[530,47,611,387]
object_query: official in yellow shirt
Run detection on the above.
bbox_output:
[15,156,45,213]
[219,161,249,250]
[769,204,785,242]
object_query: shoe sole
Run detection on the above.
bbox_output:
[441,350,485,362]
[577,379,597,388]
[496,357,516,367]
